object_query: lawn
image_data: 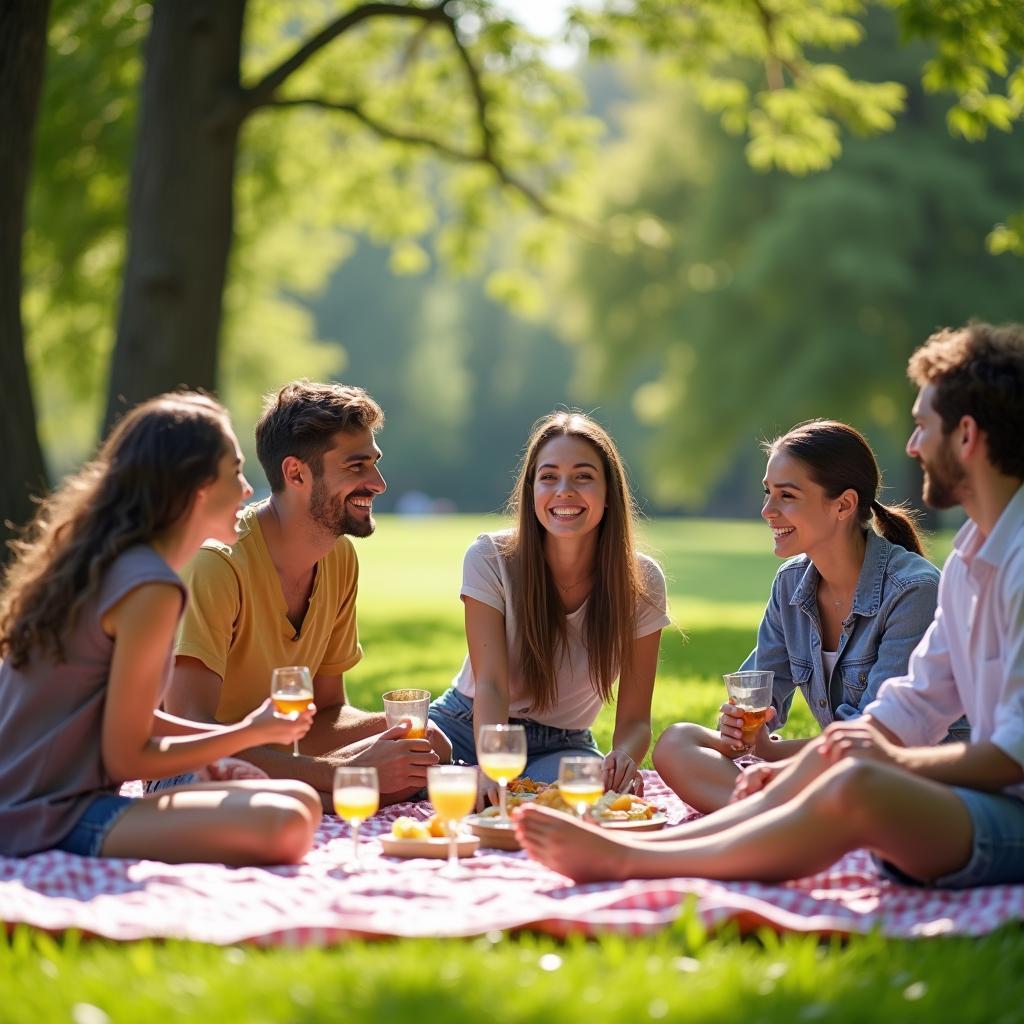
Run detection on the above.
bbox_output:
[3,516,1020,1024]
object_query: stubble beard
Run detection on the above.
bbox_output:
[309,477,376,538]
[920,437,965,511]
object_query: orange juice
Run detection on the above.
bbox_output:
[272,692,313,717]
[429,780,476,821]
[479,753,526,784]
[334,785,379,823]
[737,707,768,745]
[559,782,604,809]
[405,723,427,740]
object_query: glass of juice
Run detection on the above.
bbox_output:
[382,688,432,739]
[723,670,775,750]
[557,756,604,819]
[271,665,314,757]
[333,766,379,872]
[477,724,527,822]
[427,765,478,877]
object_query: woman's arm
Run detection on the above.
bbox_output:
[605,630,661,791]
[464,596,511,742]
[101,583,312,780]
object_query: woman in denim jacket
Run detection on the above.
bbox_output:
[654,419,965,812]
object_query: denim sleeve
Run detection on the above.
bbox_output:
[835,576,939,721]
[741,579,796,731]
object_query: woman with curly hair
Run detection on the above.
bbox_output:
[0,393,321,863]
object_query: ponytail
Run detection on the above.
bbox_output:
[871,500,926,556]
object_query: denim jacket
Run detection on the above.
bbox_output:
[741,530,970,740]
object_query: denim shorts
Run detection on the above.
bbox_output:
[428,686,601,783]
[875,786,1024,889]
[55,793,135,857]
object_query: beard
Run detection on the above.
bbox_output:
[309,477,376,538]
[919,437,965,510]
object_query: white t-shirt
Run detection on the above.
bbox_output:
[452,531,672,730]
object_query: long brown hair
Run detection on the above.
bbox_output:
[764,419,926,555]
[0,392,231,667]
[502,411,644,713]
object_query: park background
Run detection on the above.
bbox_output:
[2,1,1023,1020]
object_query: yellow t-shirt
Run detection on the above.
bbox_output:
[175,502,363,723]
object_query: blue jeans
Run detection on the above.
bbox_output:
[54,793,135,857]
[428,686,601,784]
[875,787,1024,888]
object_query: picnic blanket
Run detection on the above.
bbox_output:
[1,770,1021,944]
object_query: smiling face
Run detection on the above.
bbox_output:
[307,427,387,538]
[201,430,254,544]
[531,435,607,539]
[906,384,965,510]
[761,450,853,559]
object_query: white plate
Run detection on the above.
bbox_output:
[465,814,522,851]
[378,834,480,859]
[597,812,668,831]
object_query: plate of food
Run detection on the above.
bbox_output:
[529,781,667,829]
[379,816,481,859]
[465,813,521,851]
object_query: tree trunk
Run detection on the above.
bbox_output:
[0,0,52,558]
[104,0,246,430]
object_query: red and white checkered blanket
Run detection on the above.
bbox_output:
[1,771,1021,944]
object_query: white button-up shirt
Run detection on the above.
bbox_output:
[865,484,1024,800]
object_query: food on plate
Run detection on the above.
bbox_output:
[479,777,660,822]
[390,815,449,840]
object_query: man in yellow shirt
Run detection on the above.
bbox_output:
[166,380,449,805]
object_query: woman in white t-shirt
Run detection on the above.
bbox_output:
[428,411,672,796]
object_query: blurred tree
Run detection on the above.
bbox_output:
[0,0,51,555]
[558,10,1024,510]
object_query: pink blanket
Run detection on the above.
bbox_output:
[1,772,1021,944]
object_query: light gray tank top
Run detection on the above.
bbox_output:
[0,545,185,855]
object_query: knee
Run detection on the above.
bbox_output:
[257,801,317,865]
[653,722,705,768]
[811,758,887,822]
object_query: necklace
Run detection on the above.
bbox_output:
[555,574,593,592]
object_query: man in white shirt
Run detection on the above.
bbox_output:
[516,321,1024,889]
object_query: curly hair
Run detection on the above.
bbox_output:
[256,380,384,492]
[0,392,231,667]
[908,322,1024,478]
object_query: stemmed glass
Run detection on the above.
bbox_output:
[271,665,314,757]
[557,756,605,819]
[333,766,379,872]
[723,670,774,752]
[427,765,478,877]
[476,724,527,823]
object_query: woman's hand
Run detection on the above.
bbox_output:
[603,749,640,794]
[730,759,786,802]
[477,772,499,813]
[717,702,776,758]
[243,697,316,747]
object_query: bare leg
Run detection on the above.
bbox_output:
[101,779,322,865]
[653,723,743,813]
[517,759,974,885]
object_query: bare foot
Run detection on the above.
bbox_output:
[514,805,638,883]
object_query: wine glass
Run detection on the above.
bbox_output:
[271,665,314,757]
[333,766,379,872]
[476,724,527,823]
[723,670,774,751]
[557,756,605,819]
[427,765,478,877]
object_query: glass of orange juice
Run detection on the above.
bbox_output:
[382,688,431,739]
[723,670,775,750]
[558,756,604,819]
[427,765,478,877]
[477,724,527,822]
[271,665,314,757]
[333,766,379,872]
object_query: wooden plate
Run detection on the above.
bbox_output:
[378,833,480,859]
[465,814,522,851]
[597,812,668,832]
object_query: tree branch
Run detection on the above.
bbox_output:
[262,97,586,229]
[242,1,450,112]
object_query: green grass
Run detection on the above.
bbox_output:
[3,516,1014,1024]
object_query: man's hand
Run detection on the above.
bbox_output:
[339,721,439,793]
[818,719,902,767]
[426,719,453,764]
